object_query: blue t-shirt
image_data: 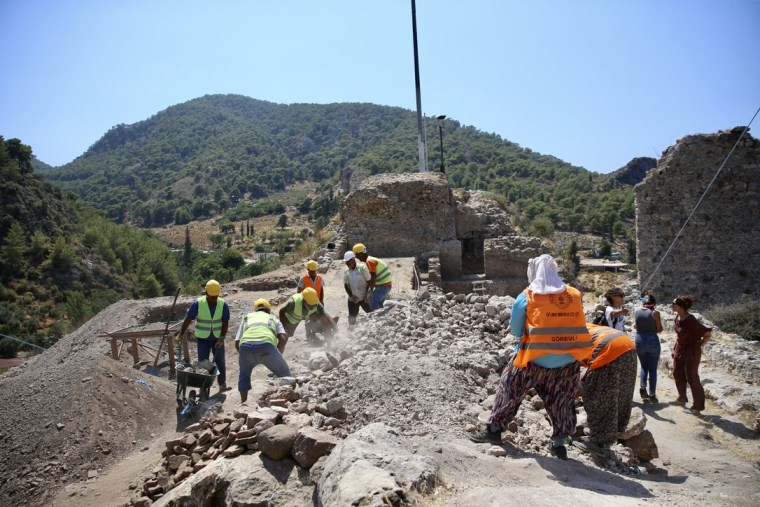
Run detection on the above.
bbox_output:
[186,299,230,339]
[509,291,575,368]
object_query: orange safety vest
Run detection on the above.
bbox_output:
[584,323,635,370]
[300,274,324,301]
[513,287,593,368]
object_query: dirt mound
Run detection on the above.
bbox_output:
[0,300,179,506]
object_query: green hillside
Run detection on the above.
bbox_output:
[0,137,182,353]
[38,94,634,236]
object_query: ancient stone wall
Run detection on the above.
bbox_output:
[635,127,760,303]
[340,172,456,257]
[341,172,540,294]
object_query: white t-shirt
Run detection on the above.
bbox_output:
[344,263,371,298]
[605,306,626,331]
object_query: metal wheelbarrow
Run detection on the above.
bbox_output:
[176,367,217,416]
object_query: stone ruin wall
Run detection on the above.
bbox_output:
[341,172,547,297]
[340,172,456,257]
[635,127,760,304]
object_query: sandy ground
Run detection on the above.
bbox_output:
[51,258,760,506]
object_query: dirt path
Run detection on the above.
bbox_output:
[51,258,760,506]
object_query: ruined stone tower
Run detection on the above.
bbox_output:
[635,127,760,303]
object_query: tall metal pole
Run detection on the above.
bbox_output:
[438,125,445,173]
[411,0,427,172]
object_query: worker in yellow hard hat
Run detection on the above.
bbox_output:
[177,279,232,391]
[352,243,393,310]
[278,287,338,341]
[298,260,325,303]
[234,298,290,403]
[298,260,326,341]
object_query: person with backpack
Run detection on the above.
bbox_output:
[604,287,629,331]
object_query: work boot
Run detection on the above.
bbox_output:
[639,387,649,402]
[648,394,658,404]
[550,444,568,460]
[218,384,231,392]
[468,427,502,444]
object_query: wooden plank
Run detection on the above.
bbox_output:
[110,338,119,360]
[130,338,139,364]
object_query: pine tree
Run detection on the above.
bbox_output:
[1,221,26,270]
[183,226,192,266]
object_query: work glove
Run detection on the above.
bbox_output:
[214,338,225,348]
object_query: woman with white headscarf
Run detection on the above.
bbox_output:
[470,254,592,460]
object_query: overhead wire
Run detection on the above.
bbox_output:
[641,106,760,292]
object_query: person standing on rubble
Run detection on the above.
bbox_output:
[298,260,325,341]
[352,243,392,310]
[235,298,290,403]
[278,287,338,339]
[177,279,231,391]
[342,250,372,328]
[470,254,592,460]
[576,323,637,451]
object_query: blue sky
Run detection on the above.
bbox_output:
[1,0,758,173]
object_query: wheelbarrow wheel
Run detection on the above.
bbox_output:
[201,387,210,401]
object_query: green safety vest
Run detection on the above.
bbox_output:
[369,256,392,286]
[239,311,279,347]
[284,293,317,324]
[196,296,224,339]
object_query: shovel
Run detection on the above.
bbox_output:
[146,287,181,376]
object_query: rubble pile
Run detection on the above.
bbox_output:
[134,290,663,504]
[135,386,339,504]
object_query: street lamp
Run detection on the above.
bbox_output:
[436,115,446,173]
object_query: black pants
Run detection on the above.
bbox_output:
[348,298,371,325]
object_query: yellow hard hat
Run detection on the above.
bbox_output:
[352,243,367,255]
[253,298,271,310]
[306,260,318,271]
[302,287,319,306]
[205,279,221,296]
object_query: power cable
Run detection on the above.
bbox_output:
[641,106,760,292]
[0,332,47,351]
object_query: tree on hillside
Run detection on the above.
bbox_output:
[5,138,33,174]
[183,226,192,266]
[1,221,26,271]
[529,216,554,239]
[277,214,288,230]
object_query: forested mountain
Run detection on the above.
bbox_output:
[38,94,635,236]
[0,137,180,353]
